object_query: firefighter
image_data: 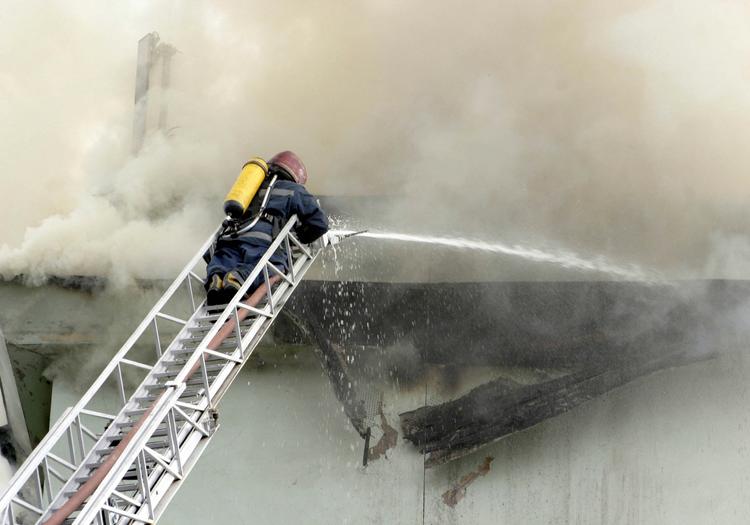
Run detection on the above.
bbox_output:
[205,151,329,306]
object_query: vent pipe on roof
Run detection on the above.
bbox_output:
[132,32,178,154]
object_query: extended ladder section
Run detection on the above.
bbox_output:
[1,216,340,525]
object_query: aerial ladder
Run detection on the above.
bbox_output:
[0,216,347,524]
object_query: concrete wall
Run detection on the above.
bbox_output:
[4,261,750,523]
[47,342,750,524]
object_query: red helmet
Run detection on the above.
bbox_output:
[269,151,308,185]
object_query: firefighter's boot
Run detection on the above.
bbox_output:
[222,271,244,301]
[206,274,226,306]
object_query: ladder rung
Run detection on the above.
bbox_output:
[152,371,178,379]
[84,459,104,470]
[186,376,219,387]
[201,306,229,316]
[115,420,169,433]
[63,487,86,499]
[92,447,114,457]
[134,395,159,404]
[182,334,210,342]
[153,364,225,378]
[134,391,192,404]
[118,461,156,479]
[180,335,241,347]
[196,313,222,322]
[146,373,220,391]
[145,439,171,450]
[181,334,241,345]
[205,340,242,351]
[74,473,92,484]
[188,318,258,333]
[189,324,257,336]
[84,454,155,475]
[188,320,260,336]
[76,446,168,482]
[162,355,227,369]
[75,464,143,486]
[171,345,236,355]
[124,407,150,417]
[170,347,199,355]
[124,406,195,417]
[178,392,204,401]
[143,383,170,391]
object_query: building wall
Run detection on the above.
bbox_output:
[4,270,750,523]
[46,344,750,524]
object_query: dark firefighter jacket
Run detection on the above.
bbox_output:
[206,179,329,285]
[236,179,329,245]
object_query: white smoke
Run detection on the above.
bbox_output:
[1,0,750,283]
[0,133,223,286]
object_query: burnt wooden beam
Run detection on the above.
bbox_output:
[400,345,713,467]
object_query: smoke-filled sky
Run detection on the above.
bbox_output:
[1,0,750,283]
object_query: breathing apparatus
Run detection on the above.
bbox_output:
[218,157,278,240]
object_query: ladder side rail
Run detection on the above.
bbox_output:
[76,258,298,524]
[92,403,210,524]
[6,217,337,522]
[156,234,323,517]
[198,248,313,407]
[81,220,328,523]
[110,398,214,525]
[72,386,186,525]
[233,241,319,364]
[72,217,305,522]
[207,246,320,407]
[38,290,220,524]
[130,323,287,521]
[0,407,73,513]
[171,216,303,387]
[107,217,317,504]
[131,229,326,523]
[110,391,216,523]
[110,378,218,524]
[212,229,319,371]
[59,224,218,421]
[106,306,284,523]
[73,393,188,524]
[138,414,214,523]
[0,227,219,518]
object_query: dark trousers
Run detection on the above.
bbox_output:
[205,238,287,292]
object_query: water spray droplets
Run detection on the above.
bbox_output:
[331,229,663,282]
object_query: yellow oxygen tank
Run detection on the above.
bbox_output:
[223,157,269,219]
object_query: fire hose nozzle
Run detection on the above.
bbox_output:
[328,230,367,246]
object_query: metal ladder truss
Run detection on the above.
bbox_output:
[0,215,335,525]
